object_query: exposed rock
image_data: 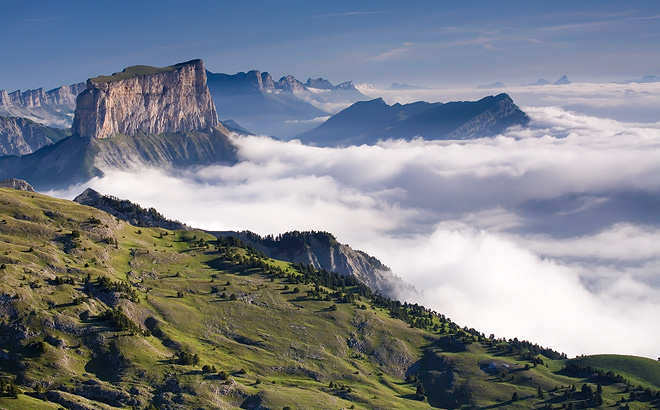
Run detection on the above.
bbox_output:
[299,93,530,146]
[74,188,189,230]
[73,59,218,139]
[0,82,85,128]
[0,177,35,192]
[0,82,85,108]
[0,115,70,155]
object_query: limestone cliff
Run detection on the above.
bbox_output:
[0,116,70,156]
[72,59,218,139]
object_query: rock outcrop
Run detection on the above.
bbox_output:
[73,59,218,139]
[215,230,411,295]
[74,188,188,230]
[0,178,35,192]
[0,116,70,156]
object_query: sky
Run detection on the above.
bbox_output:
[2,0,660,90]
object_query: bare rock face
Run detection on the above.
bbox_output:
[72,59,218,139]
[0,178,35,192]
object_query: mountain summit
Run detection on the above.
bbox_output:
[73,59,218,139]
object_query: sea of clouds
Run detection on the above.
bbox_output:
[51,83,660,359]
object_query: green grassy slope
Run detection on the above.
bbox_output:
[0,188,658,409]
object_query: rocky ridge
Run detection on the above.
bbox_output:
[0,82,86,127]
[215,230,411,295]
[73,59,218,139]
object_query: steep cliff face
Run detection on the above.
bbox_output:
[72,59,218,139]
[0,116,70,155]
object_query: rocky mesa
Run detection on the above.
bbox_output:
[73,59,218,139]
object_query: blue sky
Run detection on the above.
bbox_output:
[1,0,659,90]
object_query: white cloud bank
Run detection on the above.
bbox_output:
[50,106,660,358]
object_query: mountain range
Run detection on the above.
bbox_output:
[0,58,658,409]
[0,81,85,127]
[299,93,529,146]
[206,70,367,136]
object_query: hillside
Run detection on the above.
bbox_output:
[299,94,530,146]
[0,188,658,409]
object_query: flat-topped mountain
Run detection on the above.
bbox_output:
[299,93,530,146]
[0,116,70,155]
[73,60,218,139]
[0,59,237,189]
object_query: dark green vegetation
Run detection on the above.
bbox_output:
[73,188,188,231]
[90,60,202,84]
[0,188,659,409]
[0,126,237,190]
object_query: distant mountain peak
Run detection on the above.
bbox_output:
[554,74,571,85]
[300,93,529,146]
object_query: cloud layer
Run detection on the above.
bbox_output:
[51,105,660,358]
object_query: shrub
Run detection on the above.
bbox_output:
[99,309,143,335]
[174,351,199,366]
